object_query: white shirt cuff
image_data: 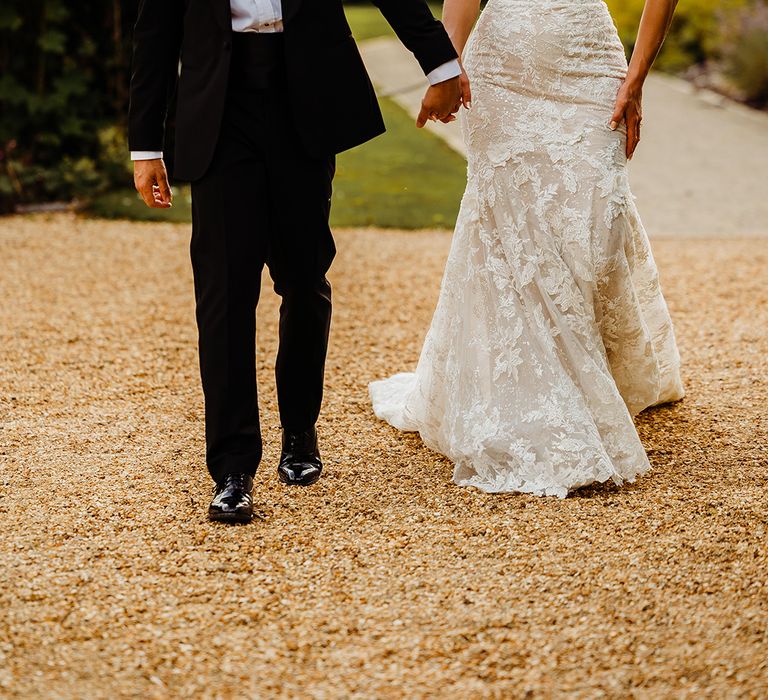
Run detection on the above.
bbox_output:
[131,151,163,160]
[426,59,462,86]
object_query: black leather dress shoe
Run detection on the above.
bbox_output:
[278,427,323,486]
[208,473,254,523]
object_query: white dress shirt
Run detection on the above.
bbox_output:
[131,0,462,160]
[231,0,283,33]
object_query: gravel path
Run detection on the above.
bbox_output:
[1,214,767,698]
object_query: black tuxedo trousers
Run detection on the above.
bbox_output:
[191,34,335,481]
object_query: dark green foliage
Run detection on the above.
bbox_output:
[3,1,767,219]
[720,1,768,105]
[0,1,136,213]
[606,0,768,82]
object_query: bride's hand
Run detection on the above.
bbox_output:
[610,79,643,159]
[460,65,472,109]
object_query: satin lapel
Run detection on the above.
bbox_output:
[209,0,232,33]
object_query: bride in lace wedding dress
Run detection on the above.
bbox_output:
[370,0,685,497]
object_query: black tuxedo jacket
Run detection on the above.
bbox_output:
[128,0,458,182]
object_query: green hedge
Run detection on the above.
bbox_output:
[606,0,768,105]
[1,1,766,215]
[607,0,749,70]
[0,1,135,214]
[719,1,768,104]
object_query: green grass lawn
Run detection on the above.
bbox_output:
[89,5,464,229]
[346,3,443,41]
[90,96,467,229]
[332,97,465,228]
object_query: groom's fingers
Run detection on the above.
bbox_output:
[151,160,173,207]
[145,177,171,208]
[417,103,430,128]
[137,179,156,208]
[138,178,170,209]
[135,169,154,208]
[156,170,173,206]
[418,77,461,128]
[135,160,172,208]
[418,106,454,127]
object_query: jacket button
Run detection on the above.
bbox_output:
[223,40,231,50]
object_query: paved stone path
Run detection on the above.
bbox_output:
[360,36,768,238]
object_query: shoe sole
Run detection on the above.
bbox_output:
[208,511,253,524]
[277,471,322,487]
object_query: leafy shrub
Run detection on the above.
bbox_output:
[1,0,766,214]
[0,1,136,213]
[719,1,768,105]
[605,0,753,71]
[606,0,768,104]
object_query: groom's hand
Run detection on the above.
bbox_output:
[134,158,173,208]
[417,76,462,128]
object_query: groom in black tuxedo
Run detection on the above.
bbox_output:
[129,0,461,522]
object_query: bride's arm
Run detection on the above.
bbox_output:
[611,0,679,159]
[442,0,480,56]
[441,0,481,107]
[626,0,678,87]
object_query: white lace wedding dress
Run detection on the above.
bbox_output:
[369,0,685,497]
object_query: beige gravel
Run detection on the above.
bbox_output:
[1,214,767,698]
